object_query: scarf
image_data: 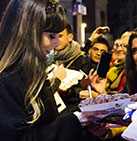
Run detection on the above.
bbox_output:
[106,60,125,93]
[54,40,82,65]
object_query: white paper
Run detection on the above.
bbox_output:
[122,118,137,140]
[47,64,84,90]
[54,92,66,113]
[80,98,130,119]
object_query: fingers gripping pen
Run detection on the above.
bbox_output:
[123,110,135,120]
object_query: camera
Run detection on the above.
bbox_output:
[97,26,110,34]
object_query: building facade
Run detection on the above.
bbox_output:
[108,0,137,39]
[60,0,108,43]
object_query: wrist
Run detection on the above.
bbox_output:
[93,86,107,94]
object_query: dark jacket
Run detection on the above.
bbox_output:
[0,68,83,141]
[58,52,93,114]
[81,39,92,54]
[63,52,92,75]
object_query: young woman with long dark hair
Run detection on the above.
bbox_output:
[0,0,94,140]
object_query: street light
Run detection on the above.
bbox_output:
[81,23,87,47]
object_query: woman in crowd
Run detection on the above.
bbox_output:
[105,31,131,94]
[120,30,137,140]
[87,30,137,140]
[125,30,137,94]
[0,0,94,140]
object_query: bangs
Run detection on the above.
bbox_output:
[44,3,68,33]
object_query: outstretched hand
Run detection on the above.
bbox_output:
[88,26,110,42]
[88,69,107,94]
[125,102,137,122]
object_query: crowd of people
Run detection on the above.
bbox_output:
[0,0,137,141]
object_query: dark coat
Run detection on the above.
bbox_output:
[63,52,92,75]
[0,68,83,141]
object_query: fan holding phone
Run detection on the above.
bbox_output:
[88,52,112,94]
[79,51,112,99]
[88,31,131,95]
[79,35,111,98]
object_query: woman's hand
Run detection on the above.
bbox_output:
[125,103,137,122]
[88,69,107,94]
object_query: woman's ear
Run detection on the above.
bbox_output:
[68,33,73,42]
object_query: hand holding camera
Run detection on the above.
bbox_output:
[89,26,110,42]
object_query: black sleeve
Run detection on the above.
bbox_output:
[36,113,83,141]
[81,39,92,54]
[0,82,29,141]
[50,77,61,94]
[0,77,83,141]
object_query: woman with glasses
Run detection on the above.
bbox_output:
[125,30,137,94]
[105,31,132,94]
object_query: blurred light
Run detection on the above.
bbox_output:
[81,23,87,47]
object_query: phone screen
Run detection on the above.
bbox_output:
[96,52,112,78]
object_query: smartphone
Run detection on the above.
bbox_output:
[97,27,110,34]
[96,52,112,78]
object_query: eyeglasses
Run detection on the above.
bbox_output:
[114,43,128,48]
[131,48,137,55]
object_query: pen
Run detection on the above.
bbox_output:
[123,110,135,120]
[87,85,92,98]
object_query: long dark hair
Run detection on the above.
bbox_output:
[125,32,137,95]
[0,0,67,123]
